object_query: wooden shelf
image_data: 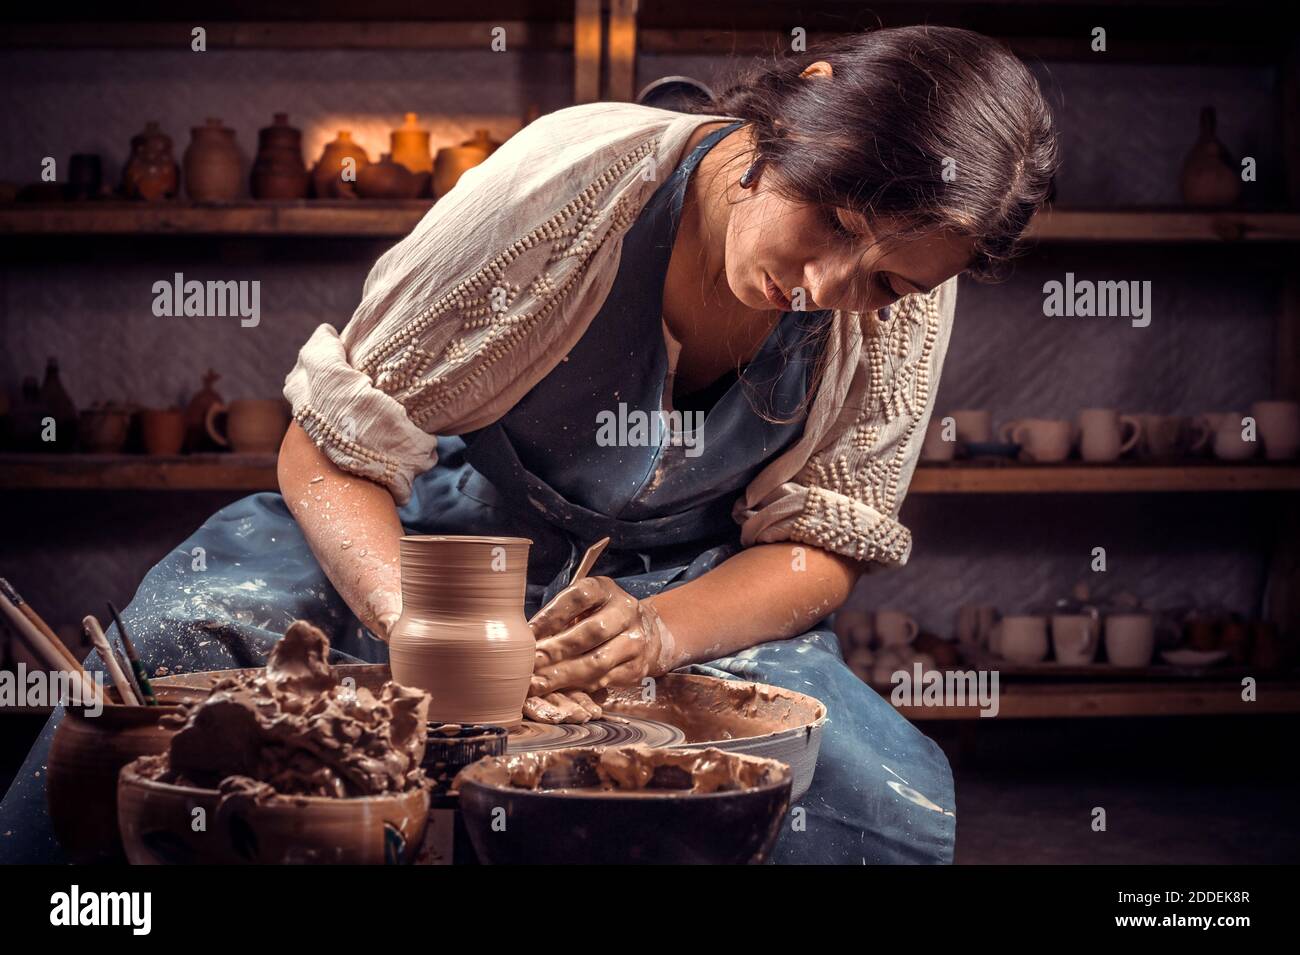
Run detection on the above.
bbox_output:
[0,453,279,491]
[910,462,1300,494]
[3,203,1296,243]
[3,455,1298,494]
[885,678,1300,721]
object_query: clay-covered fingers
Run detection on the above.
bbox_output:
[522,691,603,724]
[533,587,639,667]
[531,630,646,695]
[530,576,624,642]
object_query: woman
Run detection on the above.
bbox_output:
[0,26,1057,864]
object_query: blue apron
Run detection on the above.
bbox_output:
[0,123,955,864]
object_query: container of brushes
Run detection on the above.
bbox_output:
[46,686,198,863]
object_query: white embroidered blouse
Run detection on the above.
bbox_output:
[283,101,958,570]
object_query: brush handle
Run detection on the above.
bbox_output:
[83,616,139,705]
[0,599,102,706]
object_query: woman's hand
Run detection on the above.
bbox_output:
[528,577,673,700]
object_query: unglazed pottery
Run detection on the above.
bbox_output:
[205,398,290,453]
[140,408,185,455]
[390,112,433,195]
[433,143,489,198]
[121,121,179,201]
[251,112,309,200]
[183,118,242,201]
[1180,106,1241,207]
[389,536,535,726]
[312,131,370,199]
[47,692,187,863]
[357,153,421,199]
[118,760,429,864]
[79,404,131,453]
[182,368,224,452]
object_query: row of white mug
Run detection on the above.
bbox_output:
[959,606,1172,666]
[921,402,1300,463]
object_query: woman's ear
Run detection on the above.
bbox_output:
[800,60,833,80]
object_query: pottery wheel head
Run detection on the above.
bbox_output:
[508,715,684,752]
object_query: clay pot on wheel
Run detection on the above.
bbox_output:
[389,536,536,726]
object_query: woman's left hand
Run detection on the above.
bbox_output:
[528,577,672,697]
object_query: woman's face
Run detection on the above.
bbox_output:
[724,181,974,315]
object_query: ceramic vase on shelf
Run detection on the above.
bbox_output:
[183,118,242,201]
[356,153,422,199]
[389,112,434,197]
[40,357,77,451]
[251,113,309,200]
[389,536,536,726]
[1180,106,1242,207]
[311,131,370,199]
[121,122,179,201]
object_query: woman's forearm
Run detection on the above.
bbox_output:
[277,422,406,639]
[646,542,863,671]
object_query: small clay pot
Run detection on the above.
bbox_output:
[118,760,430,864]
[251,112,309,200]
[184,118,242,201]
[122,121,180,201]
[1180,106,1242,207]
[433,144,489,198]
[312,131,370,199]
[357,153,422,199]
[78,405,131,453]
[47,693,187,863]
[204,398,289,453]
[390,112,433,196]
[140,408,185,455]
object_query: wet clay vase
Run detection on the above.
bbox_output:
[183,118,242,201]
[47,692,187,863]
[118,759,429,864]
[312,131,370,199]
[121,121,180,201]
[433,143,489,199]
[183,368,224,452]
[205,398,290,453]
[251,112,309,200]
[389,112,433,197]
[389,536,535,727]
[1180,106,1242,207]
[357,153,422,199]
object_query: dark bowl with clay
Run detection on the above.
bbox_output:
[455,745,792,865]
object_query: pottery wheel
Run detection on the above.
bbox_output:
[508,715,685,752]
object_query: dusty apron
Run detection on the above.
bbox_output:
[0,124,955,864]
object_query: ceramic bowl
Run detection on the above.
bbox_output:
[456,745,791,864]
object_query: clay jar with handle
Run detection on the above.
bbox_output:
[312,131,370,198]
[389,536,536,727]
[205,398,290,453]
[121,121,179,201]
[251,112,309,199]
[183,118,242,201]
[390,112,434,197]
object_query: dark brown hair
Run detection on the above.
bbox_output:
[705,25,1060,283]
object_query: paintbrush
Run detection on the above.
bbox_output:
[83,615,139,705]
[0,578,102,705]
[106,601,155,706]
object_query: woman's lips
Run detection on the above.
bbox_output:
[763,274,793,310]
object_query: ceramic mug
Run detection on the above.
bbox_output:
[1050,612,1100,664]
[1104,613,1178,667]
[1249,400,1300,460]
[955,604,998,649]
[1000,419,1076,463]
[950,409,993,444]
[206,399,290,453]
[989,615,1049,663]
[1133,413,1192,459]
[875,610,919,648]
[1077,409,1142,462]
[1208,412,1257,461]
[921,419,956,461]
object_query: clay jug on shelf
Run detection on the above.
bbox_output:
[183,118,242,201]
[182,368,224,452]
[356,153,422,199]
[389,536,536,726]
[251,113,309,200]
[1180,106,1242,207]
[311,131,370,199]
[121,121,180,201]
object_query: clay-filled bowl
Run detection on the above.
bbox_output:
[117,759,430,865]
[456,745,792,864]
[47,689,194,864]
